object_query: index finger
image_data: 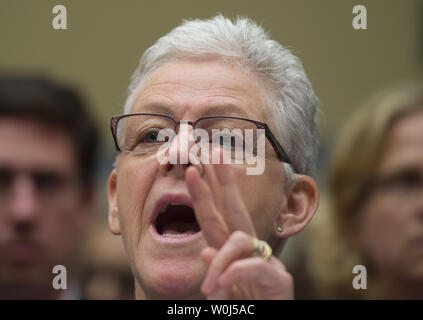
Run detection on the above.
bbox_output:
[210,148,256,236]
[186,165,230,248]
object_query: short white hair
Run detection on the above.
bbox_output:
[124,15,320,176]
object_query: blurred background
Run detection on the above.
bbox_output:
[0,0,422,299]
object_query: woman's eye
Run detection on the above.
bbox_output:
[221,136,235,147]
[383,170,422,192]
[396,174,421,189]
[139,129,161,144]
[145,132,158,143]
[211,133,240,147]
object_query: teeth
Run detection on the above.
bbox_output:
[163,232,195,238]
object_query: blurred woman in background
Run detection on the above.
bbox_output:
[309,83,423,299]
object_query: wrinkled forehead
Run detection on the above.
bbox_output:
[127,57,270,121]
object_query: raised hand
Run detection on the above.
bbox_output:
[186,149,294,300]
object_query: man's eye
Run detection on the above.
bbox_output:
[0,169,13,189]
[33,173,65,191]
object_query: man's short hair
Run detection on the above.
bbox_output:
[0,75,99,187]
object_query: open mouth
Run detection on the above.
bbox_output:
[154,203,201,238]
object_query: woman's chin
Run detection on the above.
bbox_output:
[140,260,206,299]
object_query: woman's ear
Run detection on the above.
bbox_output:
[274,174,319,238]
[108,169,121,235]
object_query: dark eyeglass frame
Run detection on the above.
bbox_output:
[110,113,297,173]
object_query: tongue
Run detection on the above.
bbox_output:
[162,222,198,235]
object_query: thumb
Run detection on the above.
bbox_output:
[200,246,218,267]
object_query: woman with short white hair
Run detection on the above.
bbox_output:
[108,15,319,299]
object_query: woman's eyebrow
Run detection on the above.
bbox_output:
[133,103,248,118]
[132,103,175,116]
[201,104,248,117]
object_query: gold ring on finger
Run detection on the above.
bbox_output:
[253,238,272,261]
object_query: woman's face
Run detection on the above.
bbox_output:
[108,57,287,299]
[357,111,423,286]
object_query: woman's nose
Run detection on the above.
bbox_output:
[158,123,204,177]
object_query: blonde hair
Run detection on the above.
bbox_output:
[308,83,423,299]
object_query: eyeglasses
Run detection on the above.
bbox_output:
[110,113,296,172]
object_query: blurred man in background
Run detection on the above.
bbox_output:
[0,76,99,299]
